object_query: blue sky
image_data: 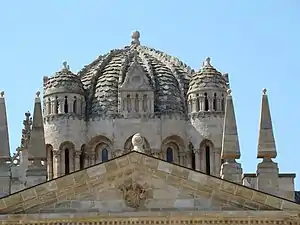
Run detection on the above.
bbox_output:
[0,1,299,189]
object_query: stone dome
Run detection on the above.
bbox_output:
[44,62,85,97]
[188,57,229,94]
[78,31,193,116]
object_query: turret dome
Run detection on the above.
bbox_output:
[44,62,84,97]
[78,31,193,116]
[188,57,229,94]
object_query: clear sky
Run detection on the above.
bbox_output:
[0,1,299,189]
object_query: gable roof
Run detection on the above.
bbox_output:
[0,151,299,214]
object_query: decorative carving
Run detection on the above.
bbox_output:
[132,133,144,152]
[199,124,210,139]
[119,181,147,208]
[21,112,32,149]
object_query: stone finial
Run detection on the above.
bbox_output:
[257,88,277,159]
[262,88,267,95]
[131,30,140,45]
[221,89,241,160]
[62,61,70,71]
[36,91,40,98]
[131,133,144,152]
[203,57,212,67]
[0,91,4,98]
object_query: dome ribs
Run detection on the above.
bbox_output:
[76,42,193,117]
[88,49,123,115]
[141,46,190,115]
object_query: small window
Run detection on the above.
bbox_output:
[80,151,85,169]
[166,147,173,163]
[65,148,70,175]
[213,93,217,111]
[73,96,77,114]
[101,148,109,162]
[204,93,209,111]
[205,145,210,175]
[64,96,68,113]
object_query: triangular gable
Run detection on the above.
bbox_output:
[120,60,152,91]
[0,151,299,214]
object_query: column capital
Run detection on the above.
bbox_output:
[75,151,82,158]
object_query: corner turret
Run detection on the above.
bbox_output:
[187,58,230,177]
[43,62,86,178]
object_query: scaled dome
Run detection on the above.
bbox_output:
[188,57,229,94]
[44,62,85,97]
[78,31,193,116]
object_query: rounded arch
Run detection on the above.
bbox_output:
[87,135,113,153]
[161,135,185,164]
[59,141,75,175]
[199,139,215,175]
[124,135,150,153]
[59,141,75,152]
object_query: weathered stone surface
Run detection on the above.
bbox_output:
[0,152,298,214]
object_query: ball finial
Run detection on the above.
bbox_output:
[227,89,232,95]
[36,91,40,98]
[0,91,4,97]
[131,30,140,45]
[262,88,267,95]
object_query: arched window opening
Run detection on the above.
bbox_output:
[80,151,85,170]
[204,93,209,111]
[48,98,51,114]
[73,96,77,114]
[196,94,200,111]
[64,96,68,113]
[191,151,196,170]
[143,94,148,112]
[101,148,109,162]
[49,150,54,179]
[213,93,217,111]
[65,148,70,175]
[166,147,174,163]
[127,94,131,112]
[135,93,139,112]
[205,145,210,175]
[55,96,59,114]
[221,94,225,111]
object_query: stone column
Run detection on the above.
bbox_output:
[58,97,64,114]
[194,149,201,171]
[199,96,204,111]
[53,151,61,178]
[47,154,53,180]
[50,97,56,115]
[68,97,73,113]
[208,97,213,111]
[89,153,96,166]
[179,152,184,165]
[139,95,143,112]
[75,151,81,171]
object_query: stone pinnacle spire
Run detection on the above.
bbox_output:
[27,91,46,160]
[257,88,277,159]
[0,91,10,159]
[221,89,241,160]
